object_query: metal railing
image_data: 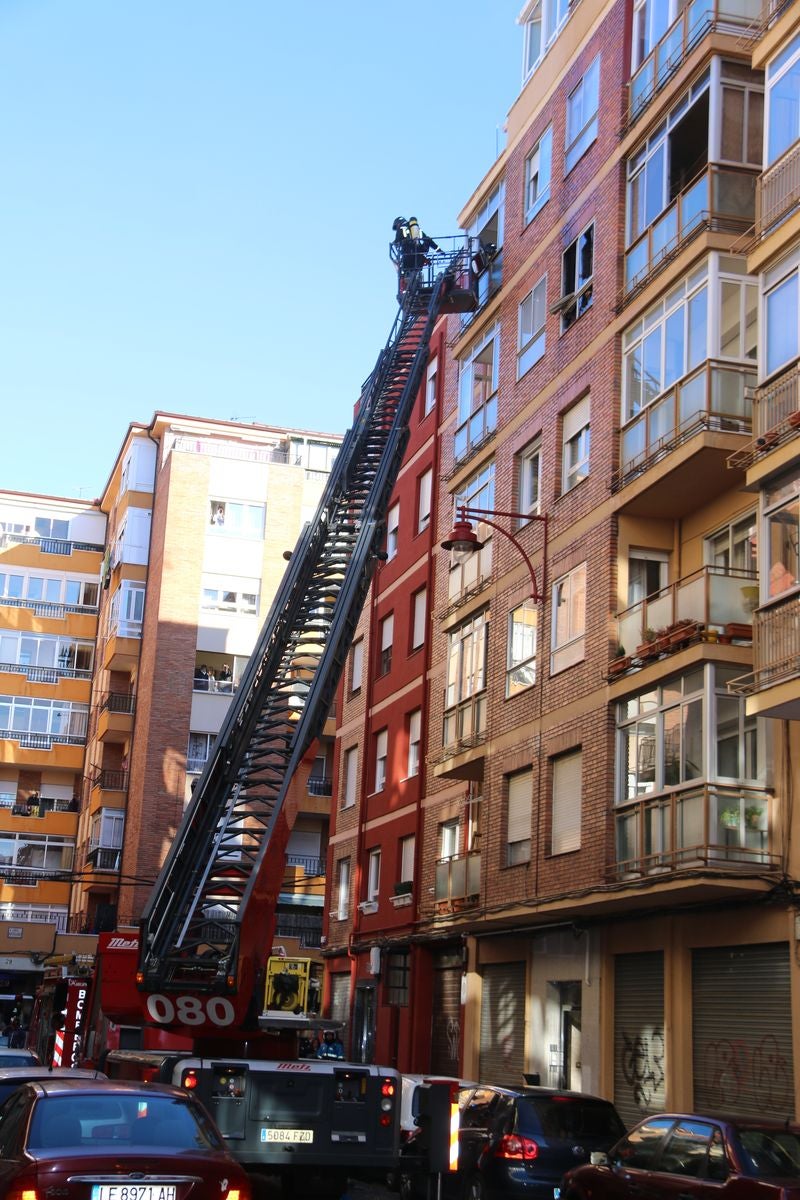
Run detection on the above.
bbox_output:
[623,166,758,300]
[273,916,323,949]
[306,776,332,797]
[0,866,70,887]
[727,363,800,470]
[86,843,122,871]
[92,769,128,792]
[0,595,97,618]
[186,757,207,775]
[100,692,136,715]
[614,360,754,491]
[7,798,76,817]
[730,595,800,694]
[0,662,92,683]
[616,566,758,660]
[442,692,488,755]
[757,140,800,238]
[453,396,498,466]
[285,853,326,876]
[627,1,762,127]
[434,851,481,905]
[611,783,776,879]
[0,533,104,554]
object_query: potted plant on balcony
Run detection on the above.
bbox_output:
[719,807,740,830]
[609,645,631,677]
[744,805,765,831]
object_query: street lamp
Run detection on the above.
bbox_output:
[441,506,548,603]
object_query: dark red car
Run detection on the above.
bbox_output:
[561,1112,800,1200]
[0,1075,252,1200]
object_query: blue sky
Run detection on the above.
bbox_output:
[0,1,523,501]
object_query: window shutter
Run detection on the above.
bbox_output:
[400,835,415,881]
[351,640,363,691]
[381,615,394,650]
[507,769,533,845]
[552,750,582,854]
[413,589,427,646]
[344,747,358,807]
[562,395,590,443]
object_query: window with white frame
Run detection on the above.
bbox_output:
[424,358,438,415]
[417,469,433,533]
[0,832,75,873]
[399,834,415,884]
[565,56,600,173]
[524,127,553,222]
[560,225,594,330]
[379,613,394,676]
[518,277,547,377]
[627,549,669,607]
[350,638,363,693]
[440,818,459,860]
[522,0,570,78]
[764,469,800,598]
[552,750,582,854]
[34,516,69,541]
[208,499,265,538]
[455,325,499,462]
[0,696,89,740]
[407,709,421,778]
[386,503,399,560]
[551,563,586,674]
[705,513,757,575]
[342,746,358,808]
[466,184,504,308]
[336,857,351,920]
[187,731,213,774]
[0,571,99,609]
[444,610,488,747]
[374,729,388,793]
[507,768,533,865]
[201,574,259,616]
[411,587,427,651]
[764,249,800,377]
[367,847,381,901]
[517,440,541,519]
[631,0,681,71]
[448,462,495,602]
[0,633,94,674]
[110,581,145,637]
[562,396,590,493]
[766,30,800,166]
[90,807,124,850]
[507,601,538,697]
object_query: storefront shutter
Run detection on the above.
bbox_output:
[692,941,794,1118]
[431,949,463,1076]
[613,950,665,1129]
[479,961,526,1084]
[329,972,351,1057]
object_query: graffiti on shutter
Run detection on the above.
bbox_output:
[613,951,665,1130]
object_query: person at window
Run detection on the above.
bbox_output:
[315,1029,345,1059]
[769,560,796,597]
[218,663,233,692]
[194,664,210,690]
[210,504,225,526]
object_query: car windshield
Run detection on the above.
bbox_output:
[0,1055,37,1066]
[27,1094,224,1152]
[738,1128,800,1178]
[526,1097,626,1140]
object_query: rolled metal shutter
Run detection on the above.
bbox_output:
[431,951,462,1076]
[613,951,665,1129]
[329,972,351,1057]
[479,962,526,1084]
[692,941,794,1118]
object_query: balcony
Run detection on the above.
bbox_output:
[613,361,754,511]
[0,595,97,620]
[97,692,135,743]
[91,768,128,793]
[86,842,122,872]
[614,566,758,674]
[623,166,757,300]
[285,853,325,876]
[0,532,104,556]
[627,1,762,128]
[727,363,800,471]
[434,851,481,914]
[0,865,71,888]
[4,797,77,819]
[612,783,777,880]
[186,756,207,775]
[307,776,332,798]
[756,141,800,240]
[441,693,488,757]
[729,594,800,717]
[453,397,497,468]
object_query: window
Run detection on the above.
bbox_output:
[444,611,488,747]
[90,807,124,850]
[0,696,88,739]
[518,277,547,377]
[551,563,586,674]
[201,575,259,616]
[379,614,394,676]
[374,729,388,793]
[507,769,533,865]
[399,834,415,883]
[628,550,668,607]
[560,225,594,330]
[407,709,421,777]
[34,516,69,541]
[765,251,800,377]
[386,950,410,1006]
[342,746,358,809]
[517,440,541,518]
[562,397,590,492]
[387,503,399,560]
[455,325,499,462]
[766,31,800,165]
[507,601,537,697]
[552,750,582,854]
[367,847,381,901]
[424,358,438,415]
[350,639,363,693]
[632,0,680,70]
[111,582,145,637]
[524,128,553,224]
[705,514,757,575]
[565,56,600,173]
[522,0,570,77]
[440,819,459,860]
[336,857,351,920]
[187,732,213,774]
[411,588,427,650]
[466,184,504,308]
[417,469,433,533]
[208,499,265,538]
[764,470,800,598]
[448,462,495,602]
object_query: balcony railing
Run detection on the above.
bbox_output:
[0,595,97,618]
[0,866,71,887]
[307,776,332,797]
[612,783,776,879]
[454,397,498,466]
[727,365,800,470]
[286,853,325,876]
[273,915,323,949]
[624,166,757,299]
[92,769,128,792]
[616,566,758,666]
[0,532,104,554]
[0,661,92,684]
[614,361,754,492]
[756,140,800,238]
[7,797,77,817]
[434,850,481,906]
[86,843,122,871]
[628,1,762,127]
[101,692,135,715]
[442,692,488,755]
[186,756,207,775]
[730,595,800,695]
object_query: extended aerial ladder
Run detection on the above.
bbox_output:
[102,242,477,1044]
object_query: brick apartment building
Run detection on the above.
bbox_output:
[324,0,800,1126]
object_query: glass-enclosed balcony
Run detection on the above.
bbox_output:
[624,167,757,297]
[435,850,481,908]
[613,782,775,878]
[628,1,761,127]
[616,565,758,666]
[442,692,488,754]
[614,360,754,491]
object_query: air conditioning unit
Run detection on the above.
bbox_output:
[368,946,382,976]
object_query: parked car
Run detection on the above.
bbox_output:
[0,1075,252,1199]
[0,1047,40,1066]
[0,1064,106,1105]
[561,1112,800,1200]
[401,1083,626,1200]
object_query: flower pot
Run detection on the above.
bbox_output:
[788,411,800,429]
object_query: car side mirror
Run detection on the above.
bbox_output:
[590,1152,609,1166]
